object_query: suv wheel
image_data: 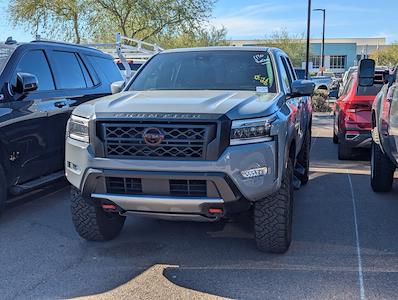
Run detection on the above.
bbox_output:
[71,187,126,241]
[338,140,352,160]
[297,130,311,185]
[254,157,294,253]
[371,142,395,192]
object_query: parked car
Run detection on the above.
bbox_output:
[115,59,145,79]
[317,71,335,77]
[357,59,398,192]
[65,46,315,253]
[340,67,358,96]
[333,67,386,159]
[0,38,123,210]
[295,68,306,80]
[294,68,337,97]
[311,75,332,94]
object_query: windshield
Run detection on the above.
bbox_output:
[128,50,276,92]
[0,46,14,73]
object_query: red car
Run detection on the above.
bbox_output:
[333,70,385,159]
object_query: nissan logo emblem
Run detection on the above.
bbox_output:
[143,127,164,146]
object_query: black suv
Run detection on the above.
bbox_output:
[0,38,123,208]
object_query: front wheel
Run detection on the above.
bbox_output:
[371,142,395,192]
[254,157,294,253]
[71,187,126,241]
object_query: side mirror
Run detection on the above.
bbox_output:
[358,59,375,87]
[111,80,125,94]
[291,80,315,97]
[13,72,38,94]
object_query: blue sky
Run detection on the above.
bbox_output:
[1,0,397,43]
[211,0,398,42]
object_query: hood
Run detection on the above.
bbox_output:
[73,90,282,120]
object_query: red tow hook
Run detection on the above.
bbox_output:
[208,208,223,215]
[102,204,117,211]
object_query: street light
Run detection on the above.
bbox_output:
[313,8,326,76]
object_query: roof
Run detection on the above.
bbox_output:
[30,40,104,54]
[162,46,273,53]
[0,38,106,55]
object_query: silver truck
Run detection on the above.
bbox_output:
[357,59,398,192]
[65,47,315,253]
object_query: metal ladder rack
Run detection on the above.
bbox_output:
[85,33,163,79]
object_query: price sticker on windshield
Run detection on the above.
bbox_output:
[256,86,269,93]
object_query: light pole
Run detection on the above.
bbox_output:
[313,8,326,76]
[305,0,312,79]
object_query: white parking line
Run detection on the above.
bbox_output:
[347,172,366,300]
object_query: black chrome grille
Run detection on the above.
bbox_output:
[106,177,142,194]
[100,123,214,160]
[169,180,207,197]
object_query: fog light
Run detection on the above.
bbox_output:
[241,167,268,178]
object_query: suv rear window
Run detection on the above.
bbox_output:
[88,56,123,83]
[357,84,384,96]
[129,51,276,92]
[356,72,385,96]
[52,51,88,89]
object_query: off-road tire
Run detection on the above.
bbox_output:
[71,187,125,241]
[371,142,395,192]
[297,129,311,185]
[254,158,294,253]
[338,140,353,160]
[0,164,7,213]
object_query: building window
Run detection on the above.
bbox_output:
[312,56,321,68]
[330,55,346,69]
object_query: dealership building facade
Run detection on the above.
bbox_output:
[230,38,386,74]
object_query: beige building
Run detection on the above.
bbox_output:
[229,37,387,73]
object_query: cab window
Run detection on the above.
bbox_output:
[279,57,292,93]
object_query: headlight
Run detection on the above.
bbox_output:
[230,117,274,145]
[67,115,90,143]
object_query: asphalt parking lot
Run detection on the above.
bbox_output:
[1,113,398,300]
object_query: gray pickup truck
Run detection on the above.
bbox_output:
[65,47,315,253]
[358,59,398,192]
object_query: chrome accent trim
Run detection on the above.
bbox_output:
[230,136,273,146]
[122,211,219,222]
[91,193,223,213]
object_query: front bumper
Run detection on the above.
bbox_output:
[65,137,279,219]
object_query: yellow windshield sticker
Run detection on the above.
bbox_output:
[254,75,270,86]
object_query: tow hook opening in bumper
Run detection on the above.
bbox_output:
[345,132,360,140]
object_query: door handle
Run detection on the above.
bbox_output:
[54,101,67,108]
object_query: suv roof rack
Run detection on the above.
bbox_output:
[32,35,103,53]
[84,33,163,79]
